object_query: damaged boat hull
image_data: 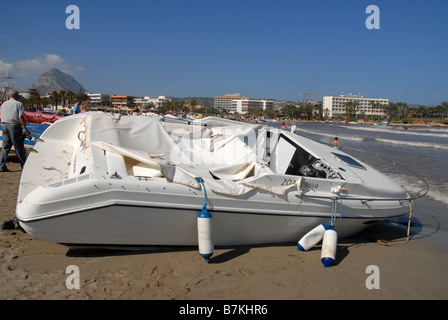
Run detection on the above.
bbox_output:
[16,112,411,248]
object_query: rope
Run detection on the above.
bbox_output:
[330,195,343,226]
[405,200,413,243]
[195,177,207,209]
[377,200,413,246]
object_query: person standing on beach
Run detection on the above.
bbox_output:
[290,122,297,134]
[0,89,30,171]
[73,101,81,114]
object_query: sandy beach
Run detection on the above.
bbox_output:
[1,157,448,301]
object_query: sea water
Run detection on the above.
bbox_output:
[285,122,448,207]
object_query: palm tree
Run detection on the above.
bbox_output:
[281,104,300,118]
[28,88,41,108]
[59,90,67,109]
[66,91,76,106]
[395,102,408,120]
[385,102,398,120]
[344,101,356,121]
[435,104,445,119]
[442,101,448,118]
[76,89,88,103]
[41,97,50,109]
[49,91,60,109]
[369,101,382,117]
[416,106,425,120]
[313,103,323,119]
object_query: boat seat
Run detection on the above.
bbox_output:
[105,151,127,178]
[131,162,163,178]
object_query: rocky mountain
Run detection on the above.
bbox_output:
[28,68,87,94]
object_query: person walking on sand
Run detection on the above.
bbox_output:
[0,89,30,171]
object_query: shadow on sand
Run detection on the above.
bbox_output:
[65,215,436,265]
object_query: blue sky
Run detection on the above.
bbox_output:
[1,0,447,105]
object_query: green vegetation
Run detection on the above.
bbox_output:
[280,101,448,124]
[20,89,88,110]
[18,89,448,125]
[381,101,448,123]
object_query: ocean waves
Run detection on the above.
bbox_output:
[292,123,448,206]
[295,126,448,151]
[388,173,448,205]
[374,138,448,151]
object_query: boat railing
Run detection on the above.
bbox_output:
[299,188,428,202]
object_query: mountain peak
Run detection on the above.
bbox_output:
[29,68,87,94]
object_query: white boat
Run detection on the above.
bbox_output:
[16,112,416,249]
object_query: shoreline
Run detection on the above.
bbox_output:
[1,161,448,300]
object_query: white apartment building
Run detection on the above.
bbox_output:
[87,93,110,105]
[323,94,388,118]
[231,99,274,114]
[214,93,248,111]
[133,96,168,109]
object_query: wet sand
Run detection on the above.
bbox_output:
[1,159,448,301]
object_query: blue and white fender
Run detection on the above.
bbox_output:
[297,224,327,251]
[321,225,337,268]
[197,206,213,263]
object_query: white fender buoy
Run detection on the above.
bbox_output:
[197,206,214,263]
[297,224,326,251]
[321,225,337,268]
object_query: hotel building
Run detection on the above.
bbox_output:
[214,93,248,111]
[231,99,275,114]
[87,93,110,105]
[133,96,168,109]
[323,94,388,118]
[110,94,134,109]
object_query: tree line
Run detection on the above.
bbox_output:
[154,99,448,123]
[280,101,448,122]
[18,90,448,123]
[20,89,88,110]
[381,101,448,122]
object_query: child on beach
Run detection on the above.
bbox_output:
[331,137,340,149]
[290,122,297,134]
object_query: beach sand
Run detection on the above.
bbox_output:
[1,159,448,301]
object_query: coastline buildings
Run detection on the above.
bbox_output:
[214,93,274,114]
[133,96,168,109]
[323,94,388,118]
[87,93,167,110]
[110,94,134,109]
[214,93,248,111]
[232,99,274,114]
[87,93,110,105]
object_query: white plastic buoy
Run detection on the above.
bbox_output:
[297,224,326,251]
[321,225,337,268]
[197,206,214,263]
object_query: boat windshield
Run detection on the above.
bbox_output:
[331,153,366,170]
